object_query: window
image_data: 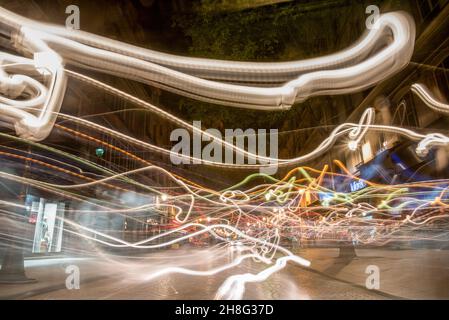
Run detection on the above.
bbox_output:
[362,141,373,162]
[26,195,65,253]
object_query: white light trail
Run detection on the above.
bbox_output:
[0,28,67,141]
[411,83,449,115]
[0,7,415,110]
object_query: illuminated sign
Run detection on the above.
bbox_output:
[350,180,367,192]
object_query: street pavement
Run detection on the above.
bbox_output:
[0,247,448,300]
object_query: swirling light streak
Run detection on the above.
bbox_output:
[0,7,414,83]
[411,83,449,115]
[15,73,449,170]
[0,28,67,141]
[0,8,415,115]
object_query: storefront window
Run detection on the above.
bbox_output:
[25,195,65,253]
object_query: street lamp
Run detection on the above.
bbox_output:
[348,140,358,151]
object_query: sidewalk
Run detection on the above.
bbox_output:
[1,248,448,299]
[0,257,110,299]
[294,248,449,299]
